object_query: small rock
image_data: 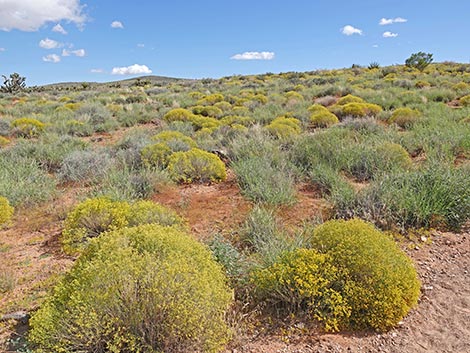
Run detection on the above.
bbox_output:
[420,236,427,242]
[1,311,30,324]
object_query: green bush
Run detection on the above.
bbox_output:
[252,219,420,332]
[310,111,339,128]
[266,116,302,139]
[0,155,55,206]
[192,105,224,118]
[30,224,233,353]
[166,148,227,183]
[335,102,383,118]
[11,117,46,137]
[0,196,14,226]
[163,108,194,122]
[152,130,197,151]
[61,198,183,254]
[335,94,364,106]
[389,107,421,128]
[141,142,173,168]
[459,94,470,107]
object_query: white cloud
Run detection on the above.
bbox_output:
[52,23,67,35]
[0,47,5,52]
[372,44,379,48]
[230,51,275,60]
[137,43,145,48]
[111,64,152,75]
[39,38,62,49]
[111,21,124,29]
[62,48,85,57]
[0,0,86,32]
[383,31,398,38]
[43,54,61,63]
[379,17,407,25]
[341,25,363,36]
[91,68,104,73]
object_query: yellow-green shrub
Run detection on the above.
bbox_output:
[308,104,330,114]
[192,105,224,118]
[311,219,420,331]
[266,116,302,139]
[310,111,339,128]
[460,94,470,107]
[220,115,255,127]
[336,94,364,106]
[189,115,222,131]
[163,108,194,122]
[30,224,233,353]
[338,102,382,118]
[167,148,227,183]
[0,196,14,226]
[152,130,197,150]
[61,198,183,254]
[141,142,173,167]
[214,101,232,112]
[197,93,225,105]
[11,118,46,137]
[284,91,304,102]
[252,219,420,332]
[389,107,421,128]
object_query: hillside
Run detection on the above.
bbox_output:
[0,62,469,353]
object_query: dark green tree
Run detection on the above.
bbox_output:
[405,52,433,71]
[1,73,26,93]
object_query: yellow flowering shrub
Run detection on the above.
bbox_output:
[252,219,420,332]
[167,148,227,183]
[266,116,302,139]
[310,111,339,128]
[389,107,422,128]
[11,117,46,137]
[0,196,14,227]
[30,224,233,353]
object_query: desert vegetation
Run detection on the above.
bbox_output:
[1,59,470,352]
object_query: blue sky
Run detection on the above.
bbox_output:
[1,0,469,85]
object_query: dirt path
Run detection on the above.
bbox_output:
[228,230,470,353]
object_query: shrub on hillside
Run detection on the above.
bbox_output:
[0,136,10,147]
[252,219,420,332]
[11,117,46,137]
[141,143,173,168]
[166,148,227,183]
[335,94,364,106]
[266,116,302,139]
[459,94,470,107]
[0,196,14,227]
[152,130,197,150]
[163,108,194,122]
[334,102,383,118]
[192,105,224,118]
[389,107,421,128]
[58,149,113,183]
[310,111,339,128]
[30,224,233,353]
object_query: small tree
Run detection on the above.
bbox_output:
[1,73,26,93]
[405,52,433,71]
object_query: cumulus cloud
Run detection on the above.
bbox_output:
[230,51,275,60]
[52,23,67,35]
[379,17,407,25]
[137,43,145,48]
[341,25,363,36]
[39,38,62,49]
[62,48,85,57]
[111,64,152,75]
[111,21,124,29]
[91,68,104,73]
[0,48,5,52]
[0,0,86,32]
[383,31,398,38]
[43,54,61,63]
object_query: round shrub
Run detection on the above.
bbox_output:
[339,103,382,118]
[141,142,173,167]
[197,93,225,105]
[0,196,14,226]
[11,117,46,137]
[61,198,184,254]
[336,94,364,106]
[252,219,420,332]
[152,130,197,150]
[460,94,470,107]
[163,108,194,122]
[311,219,420,331]
[30,224,233,353]
[61,197,130,254]
[167,148,227,183]
[192,105,224,118]
[389,107,421,128]
[266,116,302,139]
[310,111,339,128]
[308,104,330,114]
[284,91,304,103]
